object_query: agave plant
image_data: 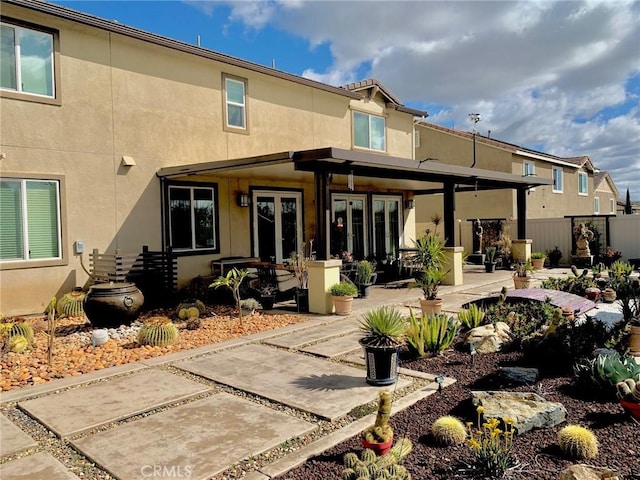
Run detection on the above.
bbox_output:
[359,306,406,348]
[573,352,640,396]
[457,304,485,330]
[406,309,458,357]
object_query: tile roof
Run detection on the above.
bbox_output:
[342,78,428,117]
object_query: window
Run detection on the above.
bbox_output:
[0,178,61,262]
[523,161,535,191]
[594,197,600,214]
[353,111,386,151]
[223,74,247,132]
[168,184,218,251]
[414,130,420,148]
[1,22,54,98]
[610,198,615,214]
[578,172,588,195]
[552,167,563,193]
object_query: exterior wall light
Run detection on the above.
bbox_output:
[405,199,415,209]
[238,193,250,207]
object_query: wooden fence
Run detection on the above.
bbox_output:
[89,246,177,306]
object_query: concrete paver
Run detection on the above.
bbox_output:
[71,392,315,480]
[0,452,81,480]
[18,369,210,438]
[0,414,37,458]
[177,343,411,420]
[263,319,358,349]
[300,332,362,358]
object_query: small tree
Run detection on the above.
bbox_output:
[625,188,632,215]
[43,297,58,366]
[210,268,249,327]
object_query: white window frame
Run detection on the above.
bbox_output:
[609,198,615,214]
[353,111,386,152]
[578,172,588,196]
[414,129,420,148]
[594,197,600,215]
[0,21,55,98]
[0,178,62,263]
[552,167,563,193]
[168,184,218,252]
[222,74,248,133]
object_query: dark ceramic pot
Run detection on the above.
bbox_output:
[84,282,144,328]
[360,342,400,386]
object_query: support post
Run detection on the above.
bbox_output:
[307,260,341,314]
[314,172,329,260]
[443,182,456,247]
[443,246,464,286]
[517,188,527,239]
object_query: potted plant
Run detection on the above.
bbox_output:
[410,266,447,316]
[484,246,497,273]
[602,246,623,268]
[290,247,309,312]
[547,246,562,268]
[512,260,534,289]
[359,306,406,385]
[609,274,640,356]
[531,252,546,270]
[360,390,395,455]
[355,260,376,298]
[328,281,358,315]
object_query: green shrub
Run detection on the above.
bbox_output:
[531,252,546,259]
[484,298,556,343]
[328,281,358,297]
[356,260,375,285]
[557,425,598,460]
[541,268,595,297]
[457,304,485,330]
[406,310,458,357]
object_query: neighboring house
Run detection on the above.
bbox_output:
[414,121,618,240]
[0,0,547,315]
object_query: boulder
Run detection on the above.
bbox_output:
[498,366,539,384]
[558,464,620,480]
[464,322,512,354]
[471,391,566,434]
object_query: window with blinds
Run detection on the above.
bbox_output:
[0,179,61,261]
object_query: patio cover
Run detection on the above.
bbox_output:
[156,147,552,255]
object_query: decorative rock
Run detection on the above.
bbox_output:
[471,391,566,434]
[464,322,512,354]
[91,329,109,347]
[498,366,539,384]
[558,464,620,480]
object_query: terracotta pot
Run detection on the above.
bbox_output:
[84,282,144,328]
[531,258,545,270]
[332,295,354,315]
[629,325,640,357]
[512,276,531,289]
[420,298,443,316]
[620,399,640,420]
[361,436,393,456]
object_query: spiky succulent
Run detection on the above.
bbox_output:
[57,291,86,317]
[137,317,179,347]
[558,425,598,459]
[359,307,406,347]
[431,416,467,445]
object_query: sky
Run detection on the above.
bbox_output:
[51,0,640,200]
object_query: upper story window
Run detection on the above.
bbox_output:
[1,22,55,98]
[353,111,386,151]
[578,172,588,196]
[609,198,615,214]
[168,184,218,252]
[0,178,61,263]
[223,74,247,132]
[523,161,535,177]
[594,197,600,214]
[552,166,563,193]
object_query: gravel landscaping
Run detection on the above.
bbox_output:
[277,347,639,480]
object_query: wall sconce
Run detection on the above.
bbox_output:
[405,199,415,209]
[238,193,250,207]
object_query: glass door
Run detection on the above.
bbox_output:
[372,195,402,262]
[252,191,302,263]
[331,194,367,259]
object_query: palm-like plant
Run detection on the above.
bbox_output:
[412,233,446,271]
[410,267,447,300]
[210,268,250,326]
[406,310,458,357]
[359,306,406,348]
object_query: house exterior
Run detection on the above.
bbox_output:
[413,121,618,247]
[0,0,548,316]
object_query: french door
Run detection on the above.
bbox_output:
[372,195,402,261]
[331,194,367,259]
[252,191,302,263]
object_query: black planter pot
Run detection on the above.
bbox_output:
[484,262,497,273]
[84,282,144,328]
[260,295,276,310]
[295,288,309,312]
[358,283,372,298]
[360,342,400,386]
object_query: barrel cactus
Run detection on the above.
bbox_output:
[616,376,640,402]
[557,425,598,459]
[431,416,467,445]
[177,299,206,317]
[9,335,29,353]
[57,290,86,317]
[2,320,34,344]
[137,317,179,347]
[341,438,413,480]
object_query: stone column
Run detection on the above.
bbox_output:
[512,239,532,262]
[443,246,464,286]
[307,259,342,314]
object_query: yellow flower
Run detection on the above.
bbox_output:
[476,406,485,414]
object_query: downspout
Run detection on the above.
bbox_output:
[468,113,480,168]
